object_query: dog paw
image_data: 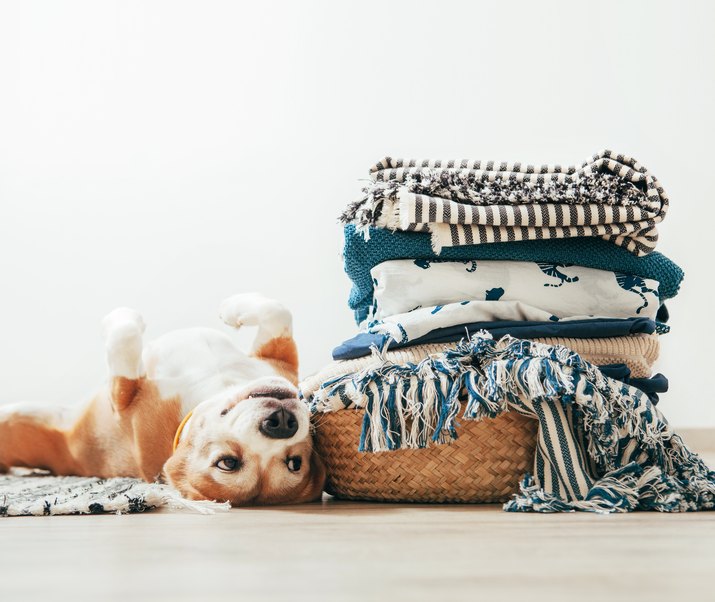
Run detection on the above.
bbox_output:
[219,294,292,347]
[102,307,145,339]
[219,293,289,328]
[102,307,145,379]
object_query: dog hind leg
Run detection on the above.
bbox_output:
[218,293,298,381]
[0,403,79,474]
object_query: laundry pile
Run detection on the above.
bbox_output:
[301,151,715,512]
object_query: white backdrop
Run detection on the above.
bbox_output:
[0,0,713,427]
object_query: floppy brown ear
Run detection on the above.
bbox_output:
[296,450,326,503]
[162,450,204,500]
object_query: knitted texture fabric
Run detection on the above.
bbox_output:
[344,225,685,324]
[305,333,713,513]
[301,333,660,402]
[342,150,668,256]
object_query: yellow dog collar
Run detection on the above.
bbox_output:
[172,411,194,452]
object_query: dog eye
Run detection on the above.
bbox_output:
[215,456,241,472]
[286,456,302,472]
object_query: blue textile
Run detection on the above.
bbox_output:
[333,317,658,360]
[598,364,668,406]
[344,226,685,324]
[308,334,714,513]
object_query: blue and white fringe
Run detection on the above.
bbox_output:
[307,333,715,513]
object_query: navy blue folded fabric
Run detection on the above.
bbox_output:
[332,317,657,361]
[598,364,668,405]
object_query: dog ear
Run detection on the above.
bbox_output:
[295,450,326,503]
[162,450,202,500]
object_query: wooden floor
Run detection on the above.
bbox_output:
[1,453,714,602]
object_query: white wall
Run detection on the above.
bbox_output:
[0,0,713,427]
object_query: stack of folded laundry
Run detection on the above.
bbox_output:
[302,151,715,513]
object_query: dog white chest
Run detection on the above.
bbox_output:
[143,328,277,414]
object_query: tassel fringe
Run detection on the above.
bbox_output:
[306,332,715,513]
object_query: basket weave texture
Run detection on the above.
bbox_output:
[311,409,538,503]
[308,338,659,503]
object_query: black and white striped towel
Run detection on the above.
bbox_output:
[341,150,668,256]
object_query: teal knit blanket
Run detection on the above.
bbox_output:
[344,225,685,324]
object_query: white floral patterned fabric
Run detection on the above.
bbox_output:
[369,259,660,322]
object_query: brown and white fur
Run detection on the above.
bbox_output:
[0,294,325,506]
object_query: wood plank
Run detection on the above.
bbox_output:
[0,453,713,602]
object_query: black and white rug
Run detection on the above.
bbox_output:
[0,471,229,516]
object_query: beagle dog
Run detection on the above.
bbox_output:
[0,294,325,505]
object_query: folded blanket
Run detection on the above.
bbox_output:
[370,258,660,322]
[344,225,684,324]
[302,333,660,402]
[363,296,667,349]
[597,364,668,406]
[306,334,713,513]
[333,317,658,360]
[342,150,668,256]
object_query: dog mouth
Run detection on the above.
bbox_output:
[217,396,308,440]
[212,382,309,441]
[247,386,298,401]
[245,385,307,440]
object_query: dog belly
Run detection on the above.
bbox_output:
[143,328,277,413]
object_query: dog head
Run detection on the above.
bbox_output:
[163,377,325,505]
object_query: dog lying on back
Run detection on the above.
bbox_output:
[0,294,325,505]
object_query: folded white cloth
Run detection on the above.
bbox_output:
[368,300,622,344]
[370,259,660,322]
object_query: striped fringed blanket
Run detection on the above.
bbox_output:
[343,226,684,324]
[305,334,714,513]
[341,150,668,256]
[302,333,661,399]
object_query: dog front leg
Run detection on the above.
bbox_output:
[102,307,146,410]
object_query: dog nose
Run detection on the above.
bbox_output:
[260,408,298,439]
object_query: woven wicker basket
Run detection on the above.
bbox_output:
[311,410,538,503]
